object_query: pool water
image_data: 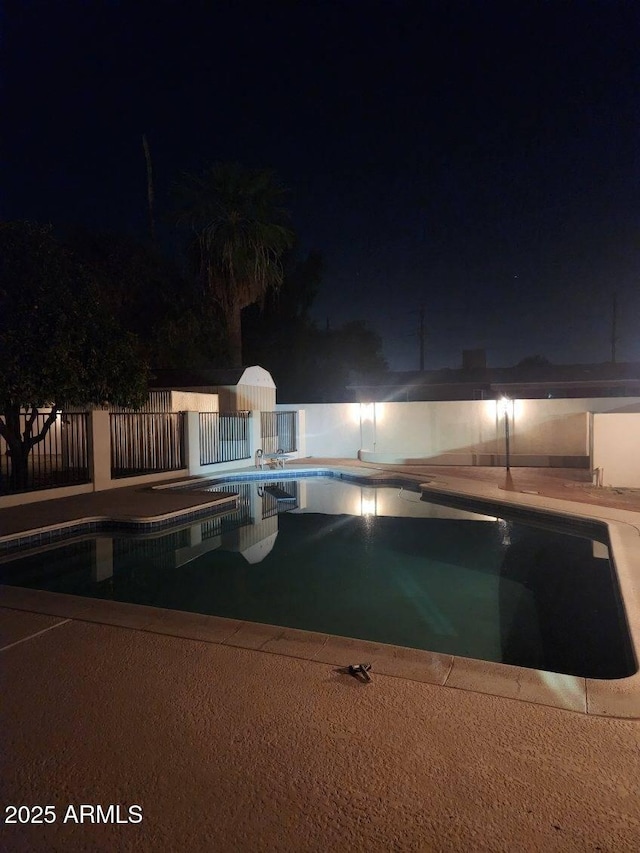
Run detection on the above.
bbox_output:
[1,477,635,679]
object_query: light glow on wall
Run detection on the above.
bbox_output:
[497,396,510,417]
[360,403,374,422]
[493,397,523,419]
[349,403,362,424]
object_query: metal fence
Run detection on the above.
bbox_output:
[260,411,297,454]
[259,480,299,519]
[0,412,90,495]
[199,483,252,536]
[110,413,185,478]
[199,411,251,465]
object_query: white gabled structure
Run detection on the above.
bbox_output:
[148,365,276,412]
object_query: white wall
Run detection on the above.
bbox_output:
[280,403,361,458]
[592,413,640,487]
[370,400,498,459]
[282,397,640,465]
[6,396,640,507]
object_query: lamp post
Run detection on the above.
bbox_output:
[498,396,511,472]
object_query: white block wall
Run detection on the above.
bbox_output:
[282,403,362,458]
[592,413,640,487]
[281,397,640,466]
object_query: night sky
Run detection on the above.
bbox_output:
[3,0,638,370]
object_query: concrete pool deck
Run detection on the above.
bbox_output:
[2,461,640,850]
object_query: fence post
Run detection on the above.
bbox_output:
[89,410,112,492]
[296,410,306,457]
[184,411,203,476]
[250,410,262,465]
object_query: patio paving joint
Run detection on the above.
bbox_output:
[0,616,72,653]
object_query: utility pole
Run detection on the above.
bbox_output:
[418,305,425,371]
[142,134,156,245]
[611,292,618,364]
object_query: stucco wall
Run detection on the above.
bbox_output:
[282,403,361,458]
[282,397,640,465]
[592,413,640,487]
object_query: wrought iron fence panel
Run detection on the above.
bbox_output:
[199,483,252,537]
[260,480,299,519]
[260,411,297,454]
[199,412,250,465]
[0,412,90,494]
[110,413,185,478]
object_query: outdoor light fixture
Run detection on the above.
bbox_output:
[360,402,374,421]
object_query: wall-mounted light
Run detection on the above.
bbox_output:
[497,396,509,417]
[360,402,374,422]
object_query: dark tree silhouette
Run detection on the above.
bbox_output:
[173,162,295,366]
[0,222,148,491]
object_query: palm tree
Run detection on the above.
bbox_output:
[173,162,295,366]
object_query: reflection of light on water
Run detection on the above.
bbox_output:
[498,519,511,546]
[360,488,377,517]
[361,497,376,516]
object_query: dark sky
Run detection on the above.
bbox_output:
[3,0,639,370]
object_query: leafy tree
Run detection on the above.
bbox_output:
[243,249,322,392]
[244,251,388,401]
[0,221,149,491]
[62,227,188,347]
[172,162,295,366]
[308,320,388,402]
[151,299,230,369]
[62,226,230,370]
[515,354,553,377]
[266,249,324,323]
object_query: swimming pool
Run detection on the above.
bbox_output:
[1,474,635,680]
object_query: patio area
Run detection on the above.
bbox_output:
[2,462,640,851]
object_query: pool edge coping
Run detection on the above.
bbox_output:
[0,586,596,717]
